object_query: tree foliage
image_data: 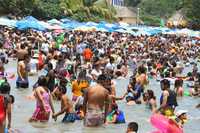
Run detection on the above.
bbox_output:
[0,0,116,22]
[124,0,141,7]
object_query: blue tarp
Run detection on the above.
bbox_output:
[0,18,16,27]
[16,16,46,31]
[0,16,199,37]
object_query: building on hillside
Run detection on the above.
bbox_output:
[107,0,139,24]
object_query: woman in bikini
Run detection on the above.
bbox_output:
[29,76,55,122]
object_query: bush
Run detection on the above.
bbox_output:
[141,16,160,26]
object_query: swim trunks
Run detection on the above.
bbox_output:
[62,113,76,123]
[84,109,104,127]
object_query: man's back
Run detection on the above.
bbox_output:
[17,49,28,61]
[87,84,108,110]
[84,84,109,127]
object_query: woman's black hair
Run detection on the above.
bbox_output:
[9,95,15,104]
[58,86,67,94]
[174,79,183,88]
[138,65,146,74]
[128,122,138,132]
[37,76,47,87]
[0,82,10,94]
[130,77,136,88]
[47,62,53,70]
[147,89,156,100]
[160,79,170,90]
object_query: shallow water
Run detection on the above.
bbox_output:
[5,59,200,133]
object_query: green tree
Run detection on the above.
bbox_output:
[0,0,35,16]
[184,0,200,22]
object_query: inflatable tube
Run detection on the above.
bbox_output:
[184,91,190,96]
[150,114,183,133]
[151,130,162,133]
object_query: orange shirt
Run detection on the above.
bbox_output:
[72,80,89,97]
[83,48,93,60]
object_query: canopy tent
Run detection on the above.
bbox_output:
[48,19,62,25]
[74,26,96,31]
[0,18,16,27]
[0,16,199,37]
[16,16,45,31]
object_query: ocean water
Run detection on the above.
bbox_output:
[6,59,200,133]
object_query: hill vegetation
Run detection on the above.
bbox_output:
[0,0,199,29]
[0,0,116,22]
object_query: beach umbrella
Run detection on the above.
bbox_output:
[48,25,63,30]
[16,16,45,31]
[74,26,96,31]
[48,19,62,25]
[60,18,71,23]
[96,27,109,32]
[85,22,98,27]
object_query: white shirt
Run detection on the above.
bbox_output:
[41,43,49,53]
[91,69,102,79]
[106,63,116,70]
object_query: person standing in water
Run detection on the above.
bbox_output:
[0,82,12,133]
[16,54,30,88]
[157,79,178,116]
[29,76,55,122]
[83,74,110,127]
[52,86,77,123]
[16,43,28,62]
[126,122,138,133]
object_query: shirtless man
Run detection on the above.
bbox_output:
[16,43,28,62]
[136,65,149,91]
[83,74,110,127]
[16,54,30,88]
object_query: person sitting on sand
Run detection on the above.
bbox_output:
[53,86,76,123]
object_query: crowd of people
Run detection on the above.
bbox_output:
[0,25,200,132]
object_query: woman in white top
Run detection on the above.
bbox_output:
[91,62,102,81]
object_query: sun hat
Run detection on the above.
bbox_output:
[176,110,187,117]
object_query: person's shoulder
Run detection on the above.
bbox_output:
[163,90,169,95]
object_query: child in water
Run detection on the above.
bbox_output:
[126,122,138,133]
[106,103,125,124]
[53,86,76,123]
[0,82,13,133]
[125,77,143,105]
[174,79,184,97]
[75,104,84,120]
[143,90,157,112]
